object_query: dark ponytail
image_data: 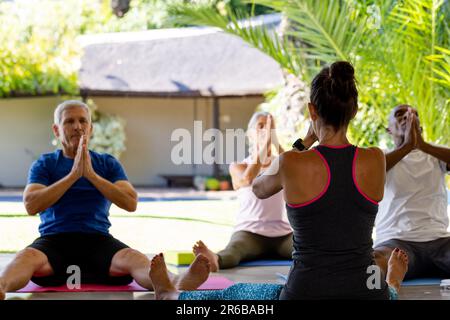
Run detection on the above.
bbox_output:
[310,61,358,131]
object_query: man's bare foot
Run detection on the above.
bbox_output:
[149,253,180,300]
[193,240,219,272]
[386,248,408,293]
[176,254,210,291]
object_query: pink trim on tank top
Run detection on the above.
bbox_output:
[352,148,379,205]
[287,149,331,208]
[320,144,353,149]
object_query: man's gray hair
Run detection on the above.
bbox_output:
[54,100,91,124]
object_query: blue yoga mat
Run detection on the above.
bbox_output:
[0,195,218,202]
[276,273,443,287]
[401,278,443,286]
[0,196,23,202]
[239,260,292,267]
[138,196,217,202]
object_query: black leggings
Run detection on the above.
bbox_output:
[217,231,293,269]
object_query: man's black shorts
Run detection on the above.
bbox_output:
[27,232,133,286]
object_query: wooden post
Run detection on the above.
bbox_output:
[213,97,220,178]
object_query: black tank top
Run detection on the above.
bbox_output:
[280,145,389,300]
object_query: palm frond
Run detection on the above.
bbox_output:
[250,0,372,73]
[384,0,449,142]
[169,0,449,145]
[426,46,450,88]
[168,3,298,74]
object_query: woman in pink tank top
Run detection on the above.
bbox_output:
[191,112,301,271]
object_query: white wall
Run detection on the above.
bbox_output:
[0,97,63,187]
[93,96,263,186]
[218,96,265,174]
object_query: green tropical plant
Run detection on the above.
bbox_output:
[170,0,450,147]
[427,46,450,89]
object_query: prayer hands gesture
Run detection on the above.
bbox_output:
[70,135,96,181]
[256,114,274,166]
[402,108,424,152]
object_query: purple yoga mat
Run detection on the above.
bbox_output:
[17,276,235,293]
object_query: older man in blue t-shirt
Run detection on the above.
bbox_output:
[0,100,210,299]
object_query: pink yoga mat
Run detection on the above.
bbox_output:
[17,276,234,293]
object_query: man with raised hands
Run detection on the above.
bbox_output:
[373,104,450,280]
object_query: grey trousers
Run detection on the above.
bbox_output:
[217,230,293,269]
[374,237,450,279]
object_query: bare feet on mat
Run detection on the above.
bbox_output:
[176,254,210,291]
[149,253,179,300]
[386,248,408,293]
[193,240,219,272]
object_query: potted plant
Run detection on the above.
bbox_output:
[218,175,232,191]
